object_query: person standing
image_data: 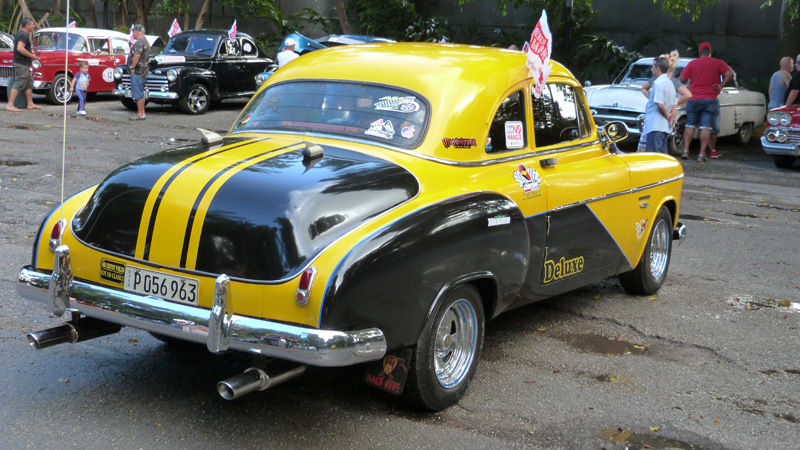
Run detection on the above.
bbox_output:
[277,37,299,68]
[642,57,676,154]
[784,55,800,107]
[678,42,733,162]
[640,51,691,152]
[69,61,90,116]
[769,57,793,110]
[128,24,151,121]
[5,17,41,112]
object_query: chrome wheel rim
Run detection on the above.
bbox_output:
[55,77,72,103]
[649,219,669,281]
[434,298,477,388]
[740,126,749,141]
[671,125,684,154]
[187,87,208,113]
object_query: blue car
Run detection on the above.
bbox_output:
[255,33,395,87]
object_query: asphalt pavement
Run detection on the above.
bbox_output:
[1,94,799,450]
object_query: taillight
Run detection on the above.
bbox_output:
[295,267,317,305]
[48,219,67,252]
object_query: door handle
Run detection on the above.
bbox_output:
[540,158,558,168]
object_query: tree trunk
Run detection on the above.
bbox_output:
[52,0,61,16]
[334,0,353,34]
[195,0,211,30]
[775,0,800,69]
[119,0,129,29]
[184,11,189,31]
[82,0,99,28]
[134,0,154,30]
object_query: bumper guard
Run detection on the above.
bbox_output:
[16,245,387,367]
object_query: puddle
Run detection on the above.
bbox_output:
[729,212,763,219]
[9,125,38,131]
[562,334,647,355]
[678,214,724,222]
[0,160,36,166]
[760,369,800,376]
[755,203,800,213]
[727,295,800,312]
[602,428,717,449]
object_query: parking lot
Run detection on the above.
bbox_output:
[1,94,799,450]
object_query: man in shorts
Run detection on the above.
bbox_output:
[6,17,41,112]
[128,24,150,121]
[678,42,733,162]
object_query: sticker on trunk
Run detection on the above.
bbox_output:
[100,259,126,285]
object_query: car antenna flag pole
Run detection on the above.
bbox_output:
[60,0,71,222]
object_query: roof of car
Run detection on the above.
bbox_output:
[635,57,695,67]
[36,27,130,39]
[173,29,254,40]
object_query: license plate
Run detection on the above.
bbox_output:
[125,87,131,98]
[123,266,199,306]
[0,78,7,87]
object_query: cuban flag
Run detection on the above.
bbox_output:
[68,21,76,28]
[228,20,237,40]
[128,29,136,44]
[168,18,182,38]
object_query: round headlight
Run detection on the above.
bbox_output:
[767,112,779,125]
[114,67,123,79]
[166,69,177,82]
[766,131,777,141]
[255,74,266,87]
[776,131,788,143]
[779,112,792,126]
[32,60,41,69]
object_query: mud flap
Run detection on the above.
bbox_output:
[363,347,412,395]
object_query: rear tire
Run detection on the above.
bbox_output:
[404,285,484,411]
[668,119,686,157]
[737,123,753,145]
[620,206,673,295]
[774,155,796,169]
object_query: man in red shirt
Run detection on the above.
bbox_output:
[678,42,733,162]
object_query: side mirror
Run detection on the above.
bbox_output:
[601,121,629,145]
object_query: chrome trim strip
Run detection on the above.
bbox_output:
[112,88,179,100]
[552,174,684,212]
[17,263,387,367]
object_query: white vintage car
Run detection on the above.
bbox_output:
[585,57,766,155]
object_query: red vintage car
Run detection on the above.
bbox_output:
[762,105,800,168]
[0,27,157,104]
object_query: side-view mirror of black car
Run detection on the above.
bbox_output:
[601,121,629,145]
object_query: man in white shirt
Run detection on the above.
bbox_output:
[642,57,676,154]
[277,37,299,68]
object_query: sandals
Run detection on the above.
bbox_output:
[697,154,707,163]
[681,151,689,160]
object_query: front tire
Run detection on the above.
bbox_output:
[179,83,210,115]
[737,122,753,145]
[404,285,485,411]
[120,98,137,111]
[668,119,686,157]
[774,155,796,169]
[46,73,72,104]
[620,206,673,295]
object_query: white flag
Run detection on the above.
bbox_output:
[168,18,182,38]
[228,20,237,40]
[68,21,76,28]
[128,29,136,44]
[525,10,553,98]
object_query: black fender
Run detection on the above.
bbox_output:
[320,192,529,350]
[175,67,219,100]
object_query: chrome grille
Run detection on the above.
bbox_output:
[789,129,800,145]
[119,74,170,92]
[594,108,641,119]
[0,66,13,78]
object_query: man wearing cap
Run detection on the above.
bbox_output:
[128,24,151,121]
[784,54,800,106]
[678,42,733,162]
[276,37,299,68]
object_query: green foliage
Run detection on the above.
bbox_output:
[0,4,18,32]
[296,7,339,35]
[455,22,488,45]
[405,16,452,42]
[348,0,417,41]
[156,0,191,16]
[242,1,338,55]
[572,33,647,84]
[678,34,742,73]
[46,8,85,28]
[761,0,799,20]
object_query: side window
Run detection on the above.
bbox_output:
[576,89,592,138]
[111,38,130,55]
[532,83,582,148]
[220,38,241,57]
[89,38,110,54]
[240,39,258,57]
[487,90,526,153]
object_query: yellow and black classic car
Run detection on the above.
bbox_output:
[17,43,686,411]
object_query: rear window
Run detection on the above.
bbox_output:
[232,81,429,149]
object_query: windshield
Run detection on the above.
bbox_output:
[35,32,88,52]
[164,35,218,54]
[623,62,685,83]
[232,81,429,150]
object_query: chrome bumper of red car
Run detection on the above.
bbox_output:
[16,245,387,367]
[761,136,800,157]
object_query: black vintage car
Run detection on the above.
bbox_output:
[112,29,272,114]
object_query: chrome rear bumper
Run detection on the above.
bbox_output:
[16,246,387,367]
[673,222,687,247]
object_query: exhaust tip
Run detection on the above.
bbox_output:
[27,334,43,350]
[217,381,237,400]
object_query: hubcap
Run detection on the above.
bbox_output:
[56,78,71,103]
[434,298,477,388]
[649,219,669,281]
[188,88,208,112]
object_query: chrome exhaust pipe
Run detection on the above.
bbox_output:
[27,317,122,350]
[217,365,306,400]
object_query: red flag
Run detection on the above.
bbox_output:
[68,21,76,28]
[168,18,182,38]
[128,30,136,44]
[228,20,237,40]
[521,41,530,53]
[525,10,553,98]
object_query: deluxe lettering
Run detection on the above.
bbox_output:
[543,256,584,284]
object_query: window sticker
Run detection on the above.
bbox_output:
[401,125,416,139]
[513,163,540,193]
[505,121,524,149]
[155,55,186,63]
[365,119,395,139]
[441,138,477,149]
[373,96,420,113]
[242,113,252,124]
